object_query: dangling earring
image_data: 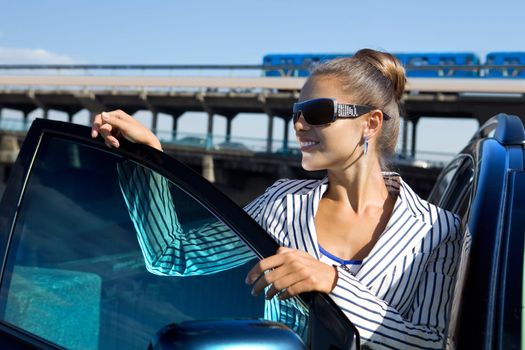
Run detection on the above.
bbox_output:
[363,135,369,156]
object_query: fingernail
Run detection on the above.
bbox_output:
[102,112,109,121]
[251,289,256,296]
[91,130,97,138]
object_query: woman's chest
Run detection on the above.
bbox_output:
[314,200,391,261]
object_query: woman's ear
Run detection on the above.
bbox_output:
[365,110,384,139]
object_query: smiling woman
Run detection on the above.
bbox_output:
[92,48,461,349]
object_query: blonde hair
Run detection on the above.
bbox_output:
[309,49,406,166]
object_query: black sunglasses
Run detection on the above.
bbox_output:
[292,98,391,126]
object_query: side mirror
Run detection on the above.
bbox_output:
[148,319,305,350]
[307,293,360,350]
[149,294,361,350]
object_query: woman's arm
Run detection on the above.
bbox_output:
[118,161,256,276]
[117,160,286,276]
[91,110,163,151]
[91,109,263,276]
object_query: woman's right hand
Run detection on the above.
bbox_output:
[91,110,163,151]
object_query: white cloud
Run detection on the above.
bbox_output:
[0,47,76,64]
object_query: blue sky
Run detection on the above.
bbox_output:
[1,0,524,159]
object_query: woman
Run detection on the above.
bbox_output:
[92,49,461,349]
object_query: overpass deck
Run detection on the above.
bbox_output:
[1,73,524,161]
[1,75,525,93]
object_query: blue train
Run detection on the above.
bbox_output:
[262,52,525,78]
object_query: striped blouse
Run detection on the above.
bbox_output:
[117,162,461,349]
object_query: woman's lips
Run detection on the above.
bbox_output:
[299,139,320,151]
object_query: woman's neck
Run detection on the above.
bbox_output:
[325,156,389,214]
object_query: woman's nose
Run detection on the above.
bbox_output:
[293,113,311,131]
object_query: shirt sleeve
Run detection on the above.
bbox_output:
[117,160,262,276]
[329,212,462,350]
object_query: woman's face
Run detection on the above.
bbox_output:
[295,75,367,172]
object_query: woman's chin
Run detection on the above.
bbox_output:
[301,159,324,172]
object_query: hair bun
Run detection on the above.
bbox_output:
[354,49,406,101]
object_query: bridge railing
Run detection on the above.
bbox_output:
[0,116,454,167]
[156,129,300,154]
[1,63,524,79]
[0,116,300,153]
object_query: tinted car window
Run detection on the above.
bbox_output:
[428,158,461,202]
[428,155,474,221]
[0,137,267,350]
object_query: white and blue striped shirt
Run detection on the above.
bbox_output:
[118,163,461,349]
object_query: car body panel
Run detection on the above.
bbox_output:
[429,114,525,349]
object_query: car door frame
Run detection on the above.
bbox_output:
[0,118,359,349]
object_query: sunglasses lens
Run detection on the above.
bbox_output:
[301,99,334,125]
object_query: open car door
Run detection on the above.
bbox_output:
[0,119,359,350]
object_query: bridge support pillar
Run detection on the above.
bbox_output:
[259,96,275,153]
[171,112,184,142]
[206,112,214,150]
[402,117,408,158]
[28,91,47,120]
[0,134,20,163]
[411,118,419,158]
[23,112,29,128]
[282,117,291,153]
[197,94,214,150]
[139,91,159,132]
[266,115,274,153]
[152,112,159,133]
[225,117,233,143]
[202,154,215,183]
[172,116,179,141]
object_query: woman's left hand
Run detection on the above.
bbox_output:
[245,247,338,300]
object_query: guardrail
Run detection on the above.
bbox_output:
[0,117,455,166]
[0,64,524,78]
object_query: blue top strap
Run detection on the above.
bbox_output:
[318,245,362,265]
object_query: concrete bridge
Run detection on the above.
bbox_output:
[1,66,524,202]
[1,72,525,158]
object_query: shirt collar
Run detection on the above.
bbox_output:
[291,172,429,218]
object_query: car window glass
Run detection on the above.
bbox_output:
[428,158,461,204]
[444,157,474,219]
[428,156,474,221]
[0,137,284,350]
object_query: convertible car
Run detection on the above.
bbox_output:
[0,113,521,350]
